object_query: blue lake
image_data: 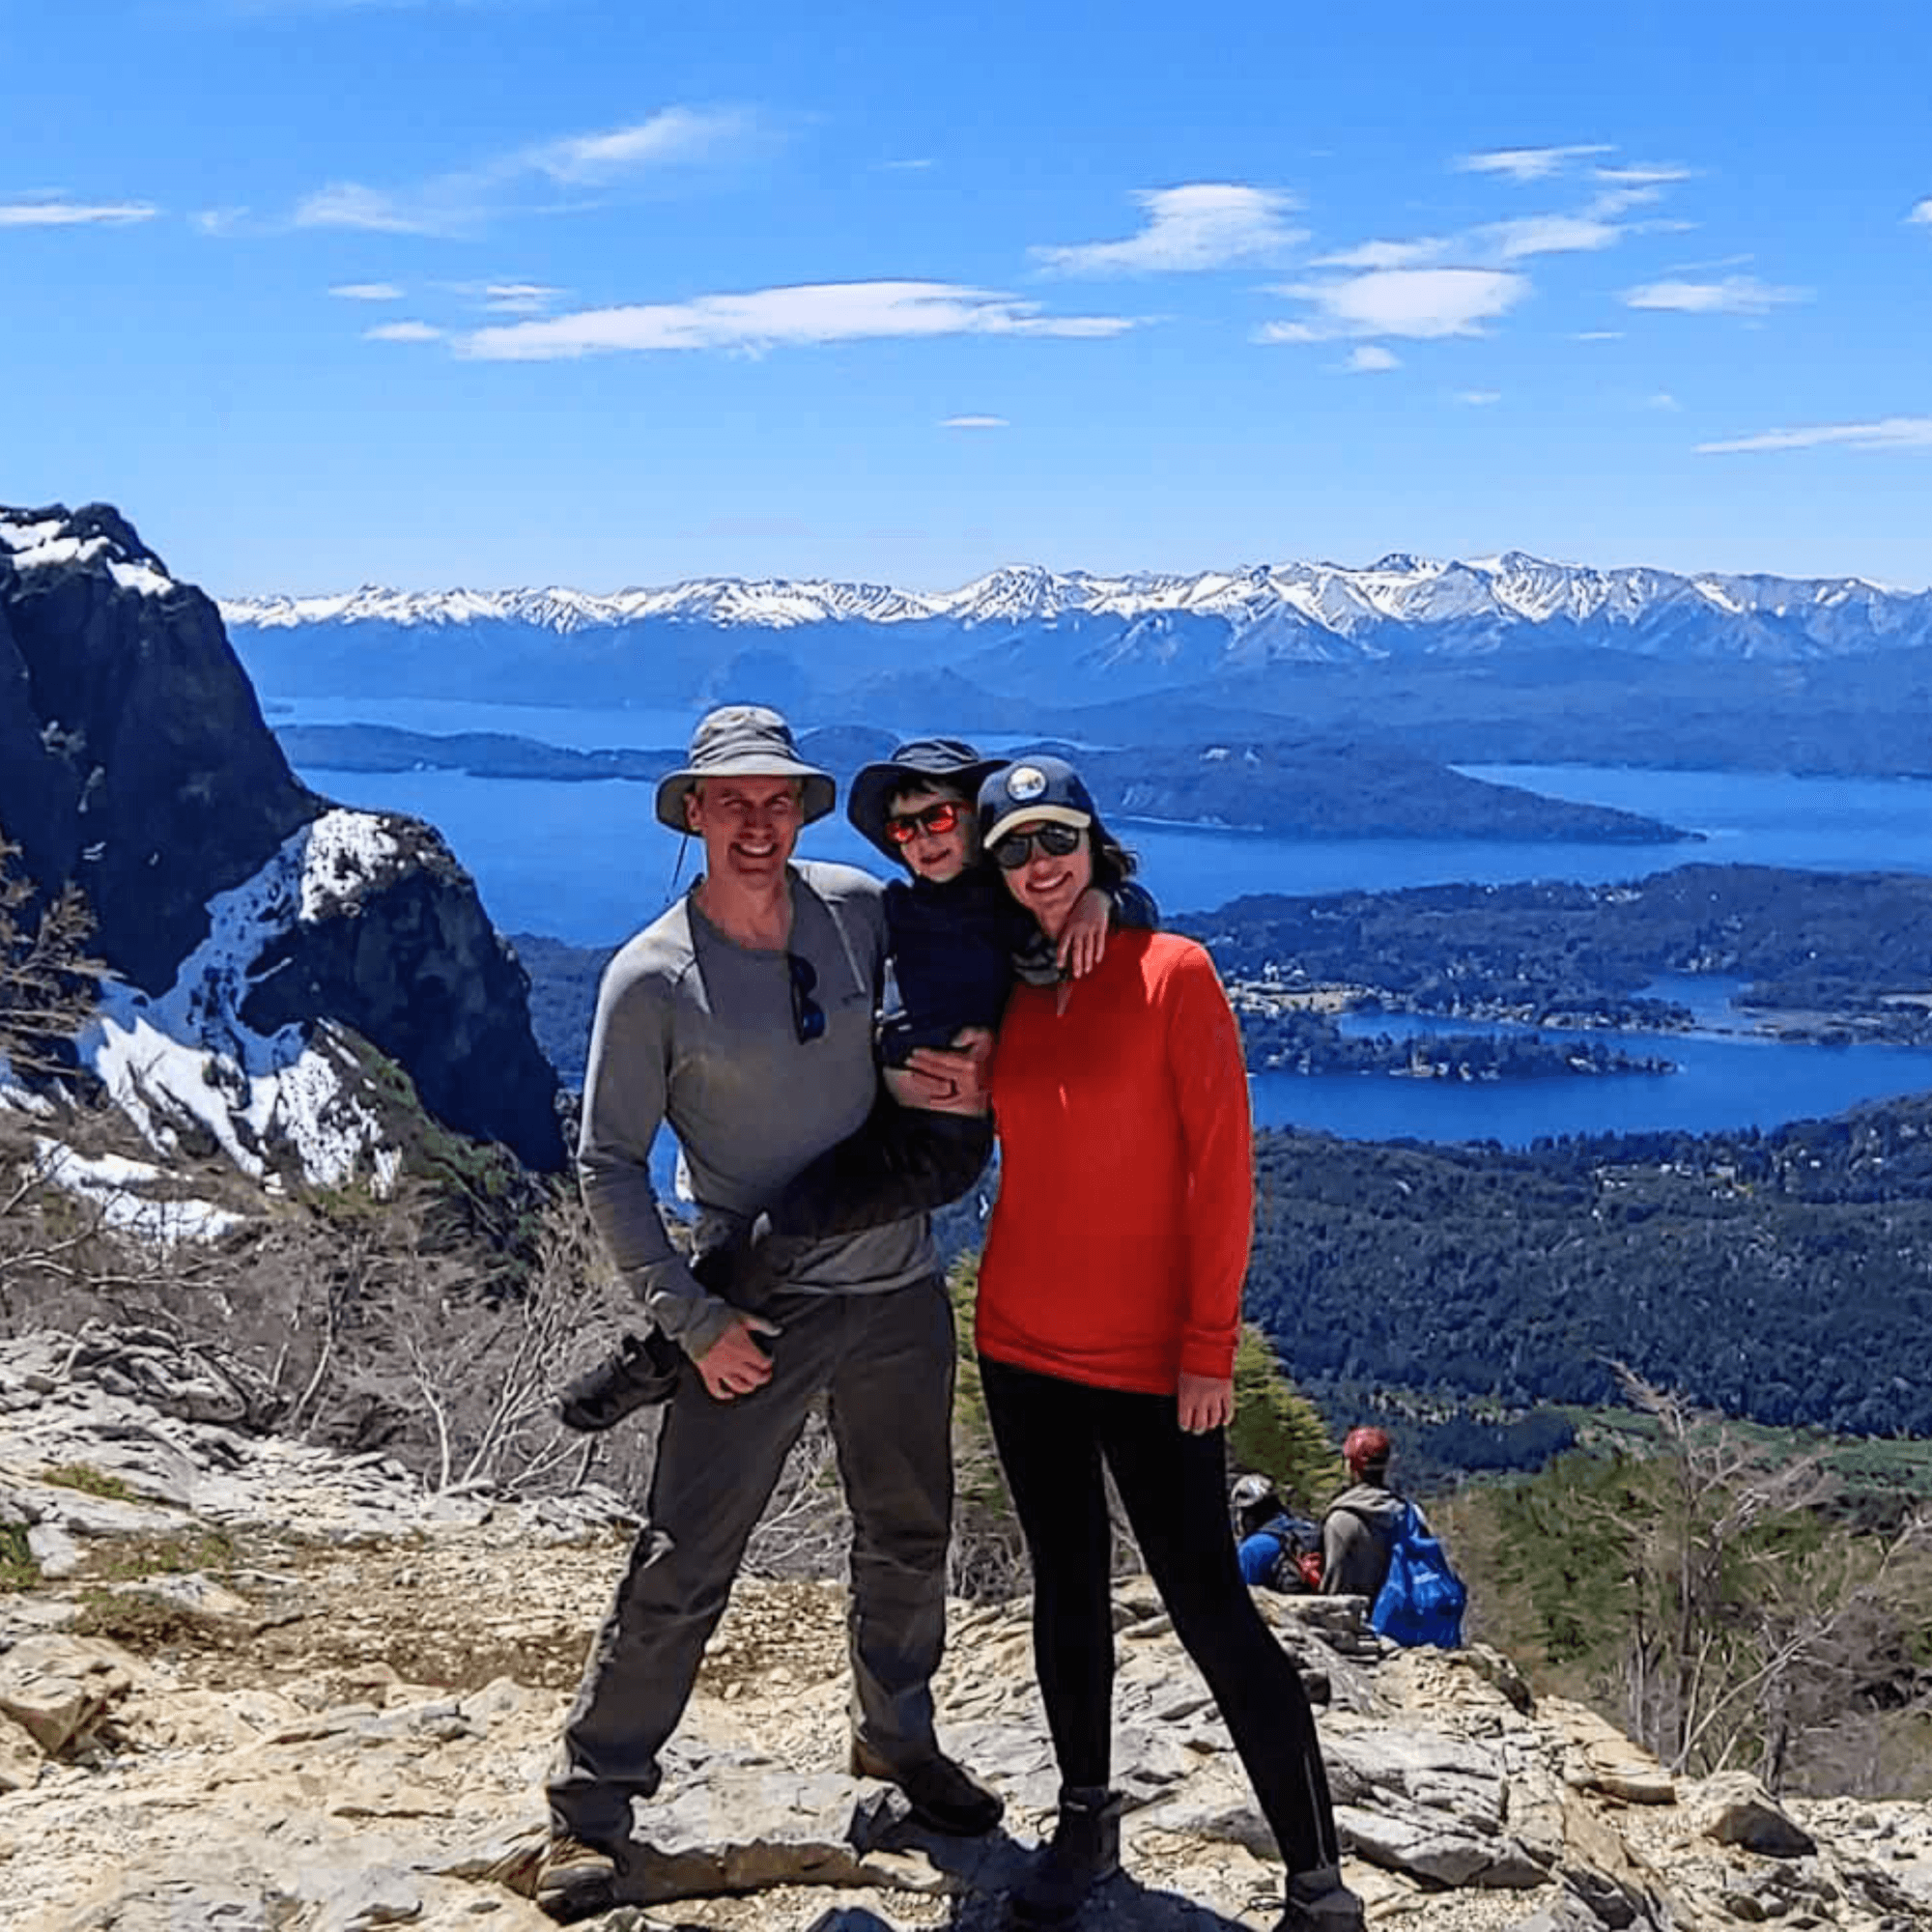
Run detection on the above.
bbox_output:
[279,697,1932,1146]
[1251,994,1932,1147]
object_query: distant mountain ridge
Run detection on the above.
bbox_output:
[221,550,1932,667]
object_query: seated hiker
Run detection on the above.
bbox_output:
[1232,1473,1323,1594]
[557,736,1157,1434]
[1321,1428,1406,1601]
[1322,1426,1465,1647]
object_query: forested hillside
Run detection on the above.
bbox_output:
[1249,1103,1932,1436]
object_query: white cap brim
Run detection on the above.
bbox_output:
[981,802,1093,851]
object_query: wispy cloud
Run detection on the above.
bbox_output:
[1909,197,1932,226]
[458,280,1142,360]
[1646,390,1683,412]
[1483,213,1621,261]
[1594,163,1693,186]
[1312,238,1450,270]
[365,320,443,342]
[1456,389,1502,406]
[884,157,935,173]
[523,107,756,185]
[330,281,405,300]
[1261,267,1529,343]
[1034,185,1307,275]
[297,183,444,235]
[1311,156,1689,289]
[1586,183,1666,218]
[1623,274,1808,314]
[482,281,564,313]
[1456,144,1613,183]
[1661,251,1756,275]
[1343,345,1401,373]
[1698,416,1932,455]
[0,196,158,228]
[942,414,1009,428]
[296,105,759,236]
[1574,329,1624,340]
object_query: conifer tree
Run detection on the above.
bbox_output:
[1227,1322,1347,1510]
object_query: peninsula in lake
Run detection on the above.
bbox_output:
[274,722,1691,846]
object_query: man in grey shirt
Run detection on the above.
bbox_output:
[539,705,1001,1922]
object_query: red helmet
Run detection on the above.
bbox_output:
[1343,1426,1392,1475]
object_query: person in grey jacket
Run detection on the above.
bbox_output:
[538,705,1001,1923]
[1321,1426,1409,1601]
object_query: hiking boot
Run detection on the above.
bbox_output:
[1013,1784,1122,1927]
[849,1738,1004,1835]
[555,1328,683,1432]
[533,1833,620,1922]
[1274,1864,1367,1932]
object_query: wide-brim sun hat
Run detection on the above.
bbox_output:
[847,737,1008,860]
[654,704,838,832]
[977,754,1098,854]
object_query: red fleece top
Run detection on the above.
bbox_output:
[977,929,1254,1394]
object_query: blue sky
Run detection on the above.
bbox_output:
[7,0,1931,596]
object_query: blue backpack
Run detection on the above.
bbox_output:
[1368,1501,1467,1648]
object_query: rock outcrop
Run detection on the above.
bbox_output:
[1,1327,1926,1932]
[0,504,563,1173]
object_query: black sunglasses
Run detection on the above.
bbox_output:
[787,952,826,1045]
[990,821,1085,871]
[884,799,966,845]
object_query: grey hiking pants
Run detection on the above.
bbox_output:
[548,1272,955,1844]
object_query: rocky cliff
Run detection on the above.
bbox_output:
[1,1326,1925,1932]
[0,504,563,1175]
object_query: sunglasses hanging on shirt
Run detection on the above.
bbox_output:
[786,952,826,1044]
[990,821,1085,871]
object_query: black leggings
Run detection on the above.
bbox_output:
[980,1354,1342,1878]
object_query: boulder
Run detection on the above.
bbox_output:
[1689,1771,1817,1859]
[0,1633,139,1754]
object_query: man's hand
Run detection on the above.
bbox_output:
[696,1314,781,1402]
[903,1027,994,1115]
[1178,1372,1234,1435]
[1058,886,1113,979]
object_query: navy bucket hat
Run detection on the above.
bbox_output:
[846,737,1007,861]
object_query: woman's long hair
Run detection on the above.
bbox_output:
[1087,810,1138,893]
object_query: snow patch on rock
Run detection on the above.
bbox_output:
[27,1140,245,1245]
[78,810,406,1189]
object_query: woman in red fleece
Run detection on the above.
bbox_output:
[972,755,1359,1932]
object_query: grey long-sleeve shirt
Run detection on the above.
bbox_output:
[577,861,938,1358]
[1321,1482,1409,1600]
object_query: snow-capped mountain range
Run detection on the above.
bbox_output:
[218,552,1932,662]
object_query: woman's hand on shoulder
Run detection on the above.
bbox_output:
[1058,887,1112,979]
[1178,1372,1234,1435]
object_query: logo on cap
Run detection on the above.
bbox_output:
[1006,765,1048,801]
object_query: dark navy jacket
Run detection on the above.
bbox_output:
[875,867,1160,1066]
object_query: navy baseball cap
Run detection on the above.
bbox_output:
[977,755,1098,853]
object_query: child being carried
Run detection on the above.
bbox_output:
[556,738,1156,1431]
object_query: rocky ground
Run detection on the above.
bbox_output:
[2,1326,1929,1932]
